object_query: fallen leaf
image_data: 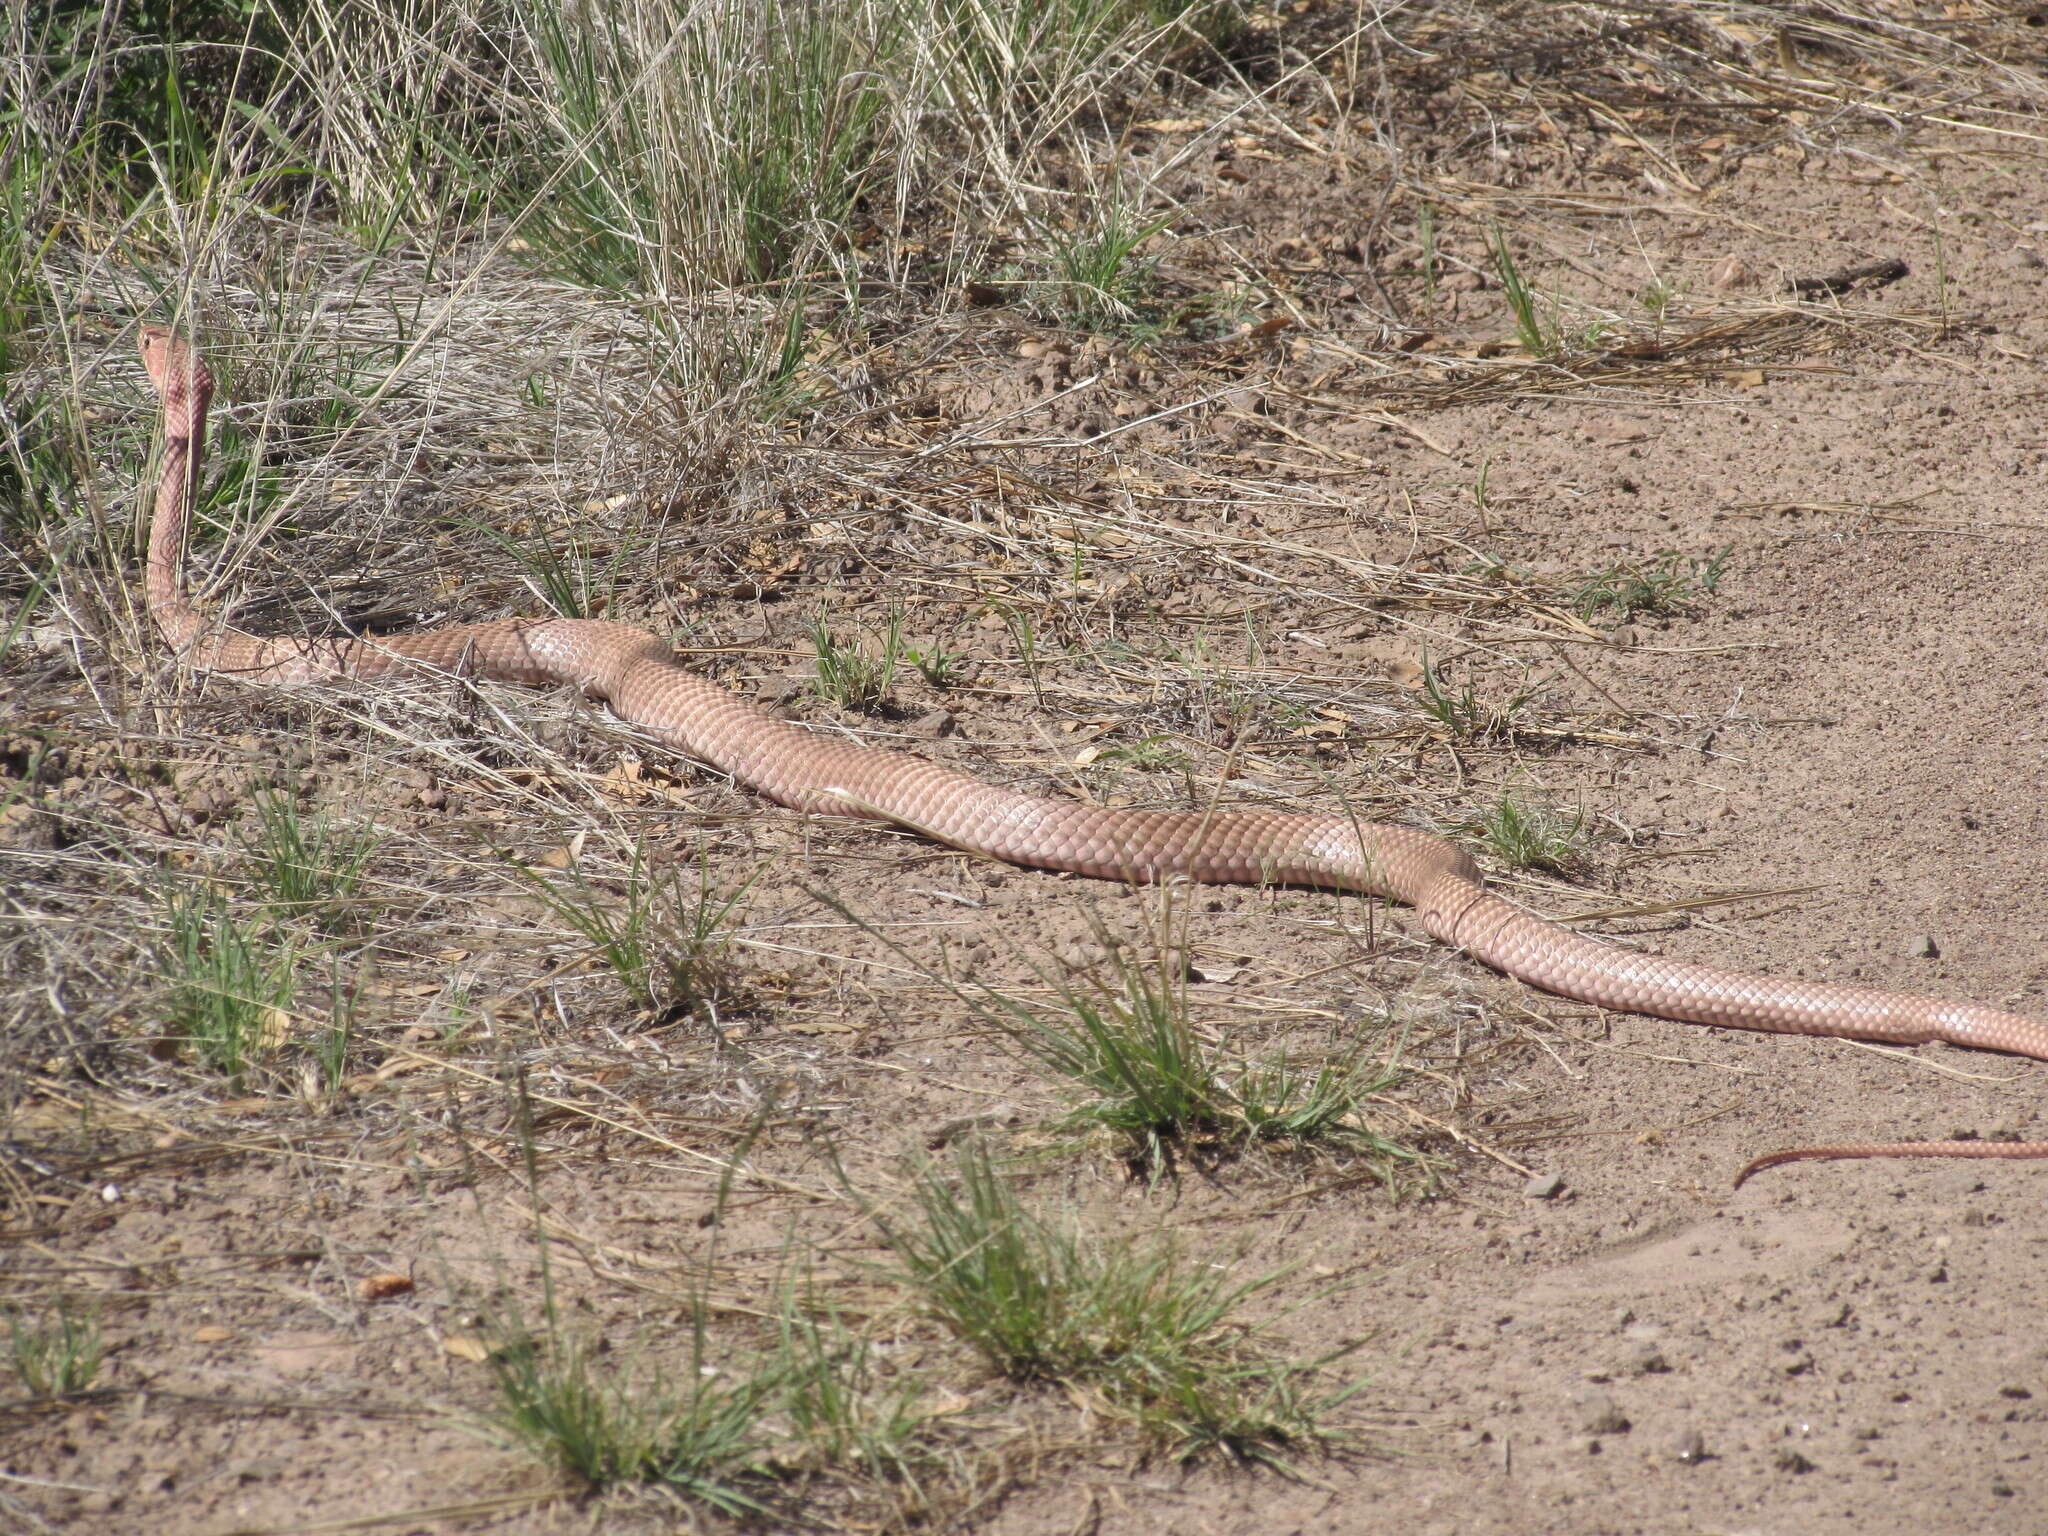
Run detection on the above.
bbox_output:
[441,1335,493,1363]
[357,1272,415,1302]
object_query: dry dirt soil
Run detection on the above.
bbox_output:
[7,12,2048,1536]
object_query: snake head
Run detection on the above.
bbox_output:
[138,325,214,422]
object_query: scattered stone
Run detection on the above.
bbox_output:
[1674,1429,1709,1464]
[1999,1385,2033,1401]
[1927,1263,1949,1284]
[1627,1344,1671,1376]
[2006,247,2044,271]
[1906,934,1940,959]
[907,709,955,740]
[1814,1301,1852,1329]
[1774,1448,1816,1474]
[1525,1171,1567,1200]
[1575,1392,1632,1436]
[926,1104,1022,1149]
[1993,1481,2017,1498]
[1708,254,1757,289]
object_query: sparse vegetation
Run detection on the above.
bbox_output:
[809,606,901,711]
[874,1140,1359,1464]
[1039,191,1176,336]
[6,1301,103,1398]
[1477,791,1589,877]
[508,841,752,1021]
[1488,224,1608,359]
[1568,548,1731,623]
[158,887,300,1088]
[238,786,380,919]
[976,937,1424,1178]
[488,1325,777,1512]
[1416,654,1544,745]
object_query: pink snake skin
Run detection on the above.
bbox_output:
[139,327,2048,1184]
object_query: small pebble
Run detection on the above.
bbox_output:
[1674,1429,1708,1464]
[1576,1393,1631,1436]
[1906,934,1940,959]
[1525,1171,1567,1200]
[1774,1448,1816,1474]
[1628,1344,1671,1375]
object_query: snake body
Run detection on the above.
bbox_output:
[138,327,2047,1180]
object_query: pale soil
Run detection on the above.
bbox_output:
[7,28,2048,1536]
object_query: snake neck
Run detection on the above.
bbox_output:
[146,426,205,653]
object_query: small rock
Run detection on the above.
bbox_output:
[1993,1481,2017,1498]
[1708,254,1756,289]
[1927,1264,1949,1284]
[756,673,808,706]
[1814,1301,1852,1329]
[1906,934,1940,959]
[1999,1385,2033,1400]
[907,709,955,740]
[1525,1172,1567,1200]
[1674,1429,1709,1464]
[2006,248,2044,271]
[1576,1393,1631,1436]
[1606,624,1638,649]
[1628,1344,1671,1375]
[1774,1448,1816,1474]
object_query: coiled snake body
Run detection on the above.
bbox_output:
[138,327,2047,1183]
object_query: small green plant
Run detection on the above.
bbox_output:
[1487,225,1607,359]
[991,945,1228,1168]
[904,638,965,690]
[239,787,380,918]
[1042,194,1175,335]
[159,888,299,1087]
[772,1299,932,1483]
[476,522,640,621]
[6,1301,103,1397]
[1471,453,1494,521]
[489,1327,773,1512]
[1416,654,1542,745]
[511,841,751,1019]
[1567,547,1730,622]
[1477,792,1589,877]
[875,1141,1357,1465]
[1093,734,1192,776]
[1638,276,1678,320]
[808,606,899,711]
[978,941,1421,1176]
[1416,199,1439,300]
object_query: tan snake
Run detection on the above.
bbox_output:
[138,326,2048,1183]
